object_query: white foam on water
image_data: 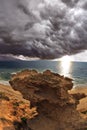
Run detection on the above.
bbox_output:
[0,80,10,85]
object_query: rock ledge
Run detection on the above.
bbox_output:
[9,70,87,130]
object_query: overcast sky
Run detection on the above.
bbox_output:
[72,50,87,61]
[0,0,87,61]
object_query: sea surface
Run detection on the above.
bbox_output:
[0,60,87,87]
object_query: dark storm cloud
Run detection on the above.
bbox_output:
[0,0,87,59]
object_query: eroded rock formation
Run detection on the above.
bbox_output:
[9,70,87,130]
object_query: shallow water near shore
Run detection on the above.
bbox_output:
[0,60,87,87]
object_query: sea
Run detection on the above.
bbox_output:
[0,60,87,88]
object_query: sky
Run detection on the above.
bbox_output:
[0,0,87,61]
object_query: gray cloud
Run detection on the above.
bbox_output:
[0,0,87,59]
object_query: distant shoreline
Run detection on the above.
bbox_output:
[0,61,87,86]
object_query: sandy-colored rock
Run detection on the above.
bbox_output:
[9,69,87,130]
[70,87,87,115]
[0,84,37,130]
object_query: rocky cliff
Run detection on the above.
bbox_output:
[9,69,87,130]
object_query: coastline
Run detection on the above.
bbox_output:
[1,81,87,114]
[0,69,87,130]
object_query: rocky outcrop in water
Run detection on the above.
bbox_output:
[9,70,87,130]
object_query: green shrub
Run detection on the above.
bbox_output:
[21,117,27,123]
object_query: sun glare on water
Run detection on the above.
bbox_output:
[60,55,73,77]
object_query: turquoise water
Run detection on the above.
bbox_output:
[0,60,87,87]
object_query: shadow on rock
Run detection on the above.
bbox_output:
[13,120,33,130]
[9,69,87,130]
